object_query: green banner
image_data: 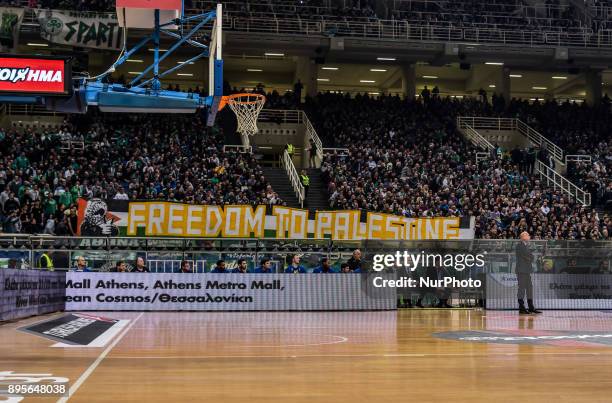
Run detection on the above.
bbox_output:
[36,9,123,50]
[0,7,24,50]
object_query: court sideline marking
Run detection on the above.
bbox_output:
[56,312,144,403]
[113,351,606,359]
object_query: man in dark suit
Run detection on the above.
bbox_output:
[515,231,542,315]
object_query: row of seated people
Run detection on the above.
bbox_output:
[70,251,364,273]
[0,111,285,235]
[303,93,610,240]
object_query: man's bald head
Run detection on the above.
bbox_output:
[520,231,530,241]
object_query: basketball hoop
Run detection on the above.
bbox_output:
[226,93,266,136]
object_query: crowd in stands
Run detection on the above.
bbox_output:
[91,251,363,273]
[308,93,610,240]
[390,0,582,31]
[0,112,284,234]
[196,0,598,36]
[5,0,604,37]
[500,98,612,209]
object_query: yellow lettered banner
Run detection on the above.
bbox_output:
[82,199,472,240]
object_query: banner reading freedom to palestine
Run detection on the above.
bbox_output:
[77,198,475,240]
[64,272,396,311]
[36,9,123,50]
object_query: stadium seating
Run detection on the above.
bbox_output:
[504,98,612,208]
[15,0,604,36]
[306,93,611,240]
[0,112,285,235]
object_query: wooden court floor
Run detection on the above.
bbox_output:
[3,309,612,402]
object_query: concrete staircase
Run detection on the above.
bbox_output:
[262,167,301,208]
[303,168,329,211]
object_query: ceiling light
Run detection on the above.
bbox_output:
[321,67,338,70]
[127,59,143,63]
[489,84,496,88]
[148,48,168,52]
[368,92,380,95]
[128,71,144,75]
[27,43,48,47]
[247,69,263,72]
[360,80,375,83]
[265,52,284,56]
[177,73,193,76]
[552,76,567,80]
[177,61,195,65]
[532,86,547,90]
[317,78,330,82]
[377,57,396,61]
[370,69,387,72]
[485,62,504,66]
[509,74,522,78]
[422,75,438,79]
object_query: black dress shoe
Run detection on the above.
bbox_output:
[444,303,453,308]
[529,308,542,314]
[519,308,531,315]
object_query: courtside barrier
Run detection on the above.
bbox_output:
[0,269,65,321]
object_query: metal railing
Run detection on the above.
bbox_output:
[60,140,84,151]
[280,149,305,208]
[15,4,612,49]
[457,117,565,165]
[457,116,515,131]
[258,109,324,167]
[475,152,490,163]
[322,147,350,157]
[258,109,303,124]
[223,144,253,153]
[227,17,612,48]
[303,111,323,165]
[148,259,209,273]
[4,104,63,116]
[565,154,592,165]
[4,236,611,276]
[515,119,564,164]
[536,160,591,206]
[456,117,495,152]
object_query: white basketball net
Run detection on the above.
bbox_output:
[227,94,266,136]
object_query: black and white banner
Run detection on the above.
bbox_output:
[65,273,396,311]
[486,273,612,309]
[36,9,123,50]
[0,269,66,321]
